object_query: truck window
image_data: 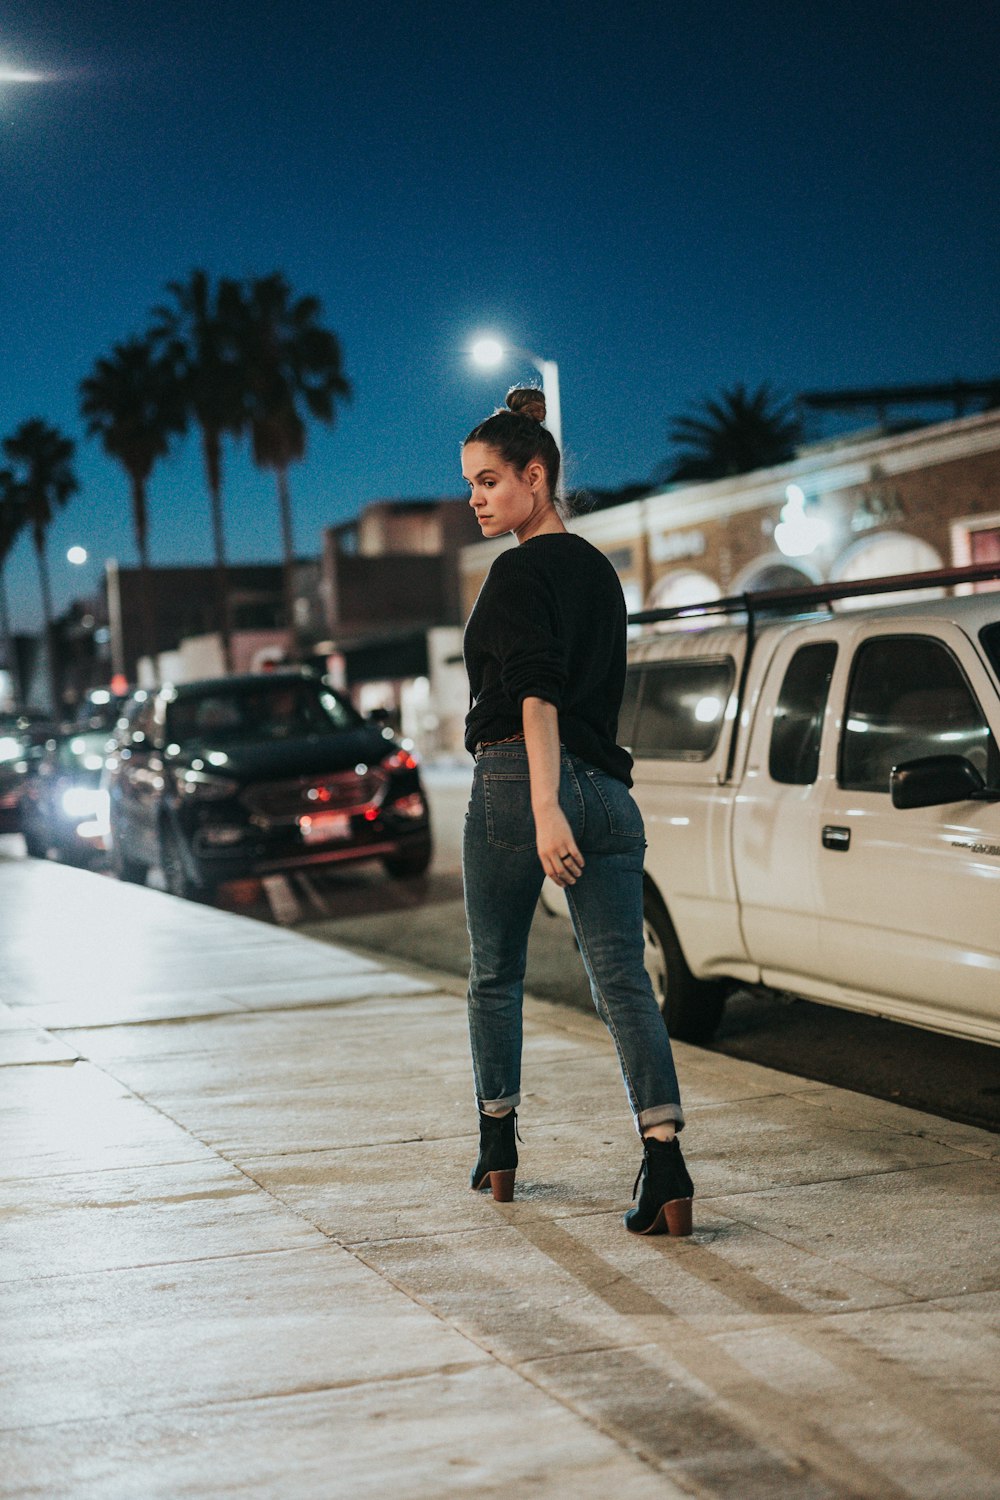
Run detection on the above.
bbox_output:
[840,635,999,793]
[769,642,837,785]
[632,659,734,761]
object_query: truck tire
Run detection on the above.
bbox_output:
[643,884,727,1043]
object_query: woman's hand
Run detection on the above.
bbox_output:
[521,696,585,887]
[534,804,585,887]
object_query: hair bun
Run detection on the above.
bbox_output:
[506,386,546,424]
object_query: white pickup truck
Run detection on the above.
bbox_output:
[544,566,1000,1048]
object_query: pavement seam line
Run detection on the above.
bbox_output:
[0,1360,494,1437]
[345,1240,898,1500]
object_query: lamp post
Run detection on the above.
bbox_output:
[470,337,564,500]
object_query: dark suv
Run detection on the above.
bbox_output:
[104,671,432,898]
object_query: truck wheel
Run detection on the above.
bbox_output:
[643,885,727,1043]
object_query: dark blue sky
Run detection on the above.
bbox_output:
[2,0,998,628]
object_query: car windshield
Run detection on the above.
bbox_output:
[166,680,361,744]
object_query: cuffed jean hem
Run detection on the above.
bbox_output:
[636,1103,686,1136]
[479,1092,521,1117]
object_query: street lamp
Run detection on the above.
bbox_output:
[774,484,830,559]
[67,546,88,566]
[470,335,564,499]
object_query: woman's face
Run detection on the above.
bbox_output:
[462,442,551,543]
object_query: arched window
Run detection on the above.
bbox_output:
[645,568,721,612]
[731,554,820,594]
[831,533,943,610]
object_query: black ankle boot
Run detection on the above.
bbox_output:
[470,1109,518,1202]
[624,1135,694,1236]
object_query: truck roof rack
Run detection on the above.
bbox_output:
[627,559,1000,628]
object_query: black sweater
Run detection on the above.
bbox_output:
[464,533,634,785]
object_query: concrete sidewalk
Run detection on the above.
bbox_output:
[2,857,999,1499]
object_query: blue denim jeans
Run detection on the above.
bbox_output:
[463,742,685,1135]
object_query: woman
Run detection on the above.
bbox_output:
[461,387,693,1236]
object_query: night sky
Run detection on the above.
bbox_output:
[2,0,998,629]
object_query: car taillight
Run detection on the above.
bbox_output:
[390,792,426,819]
[382,749,419,772]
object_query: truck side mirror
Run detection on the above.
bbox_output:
[891,754,985,809]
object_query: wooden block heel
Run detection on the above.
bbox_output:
[488,1169,515,1202]
[663,1196,693,1236]
[470,1167,516,1201]
[632,1196,693,1236]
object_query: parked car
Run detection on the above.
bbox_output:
[104,670,432,898]
[19,729,111,865]
[541,570,1000,1048]
[0,714,57,834]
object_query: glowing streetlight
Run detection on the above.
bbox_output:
[471,337,505,369]
[470,335,564,499]
[774,484,830,558]
[67,546,88,566]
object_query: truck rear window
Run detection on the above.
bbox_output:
[629,659,734,761]
[769,642,838,785]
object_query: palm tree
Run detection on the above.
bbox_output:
[665,383,801,483]
[80,336,184,666]
[238,273,350,637]
[0,477,26,707]
[1,419,78,713]
[151,269,245,668]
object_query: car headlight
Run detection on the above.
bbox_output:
[0,736,23,764]
[177,770,240,800]
[62,786,109,820]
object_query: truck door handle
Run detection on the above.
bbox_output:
[822,825,851,852]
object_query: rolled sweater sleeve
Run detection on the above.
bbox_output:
[491,553,568,710]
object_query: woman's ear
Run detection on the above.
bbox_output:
[526,459,546,493]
